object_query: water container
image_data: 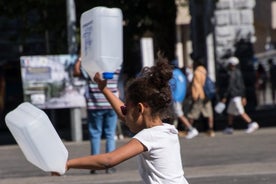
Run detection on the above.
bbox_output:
[5,102,68,174]
[80,6,123,80]
[214,102,226,114]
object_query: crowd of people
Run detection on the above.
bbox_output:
[171,56,263,139]
[255,58,276,106]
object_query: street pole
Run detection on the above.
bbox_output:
[66,0,77,55]
[204,0,216,81]
[66,0,82,142]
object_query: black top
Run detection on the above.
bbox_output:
[223,68,245,99]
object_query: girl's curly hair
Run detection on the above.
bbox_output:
[126,53,173,118]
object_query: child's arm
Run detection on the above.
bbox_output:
[73,57,82,77]
[93,72,126,121]
[67,138,146,170]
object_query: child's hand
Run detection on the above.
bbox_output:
[50,162,68,176]
[93,72,107,91]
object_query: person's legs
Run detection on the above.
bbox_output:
[240,112,252,123]
[103,109,117,153]
[207,116,214,130]
[179,115,193,129]
[172,101,197,138]
[235,98,259,132]
[188,118,194,126]
[222,114,234,134]
[224,98,237,134]
[173,102,193,129]
[240,112,259,133]
[87,110,103,155]
[187,100,201,123]
[206,116,215,137]
[227,114,234,126]
[185,101,203,139]
[226,97,259,133]
[202,100,214,131]
[184,116,199,139]
[102,109,117,173]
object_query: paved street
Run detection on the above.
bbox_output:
[0,127,276,184]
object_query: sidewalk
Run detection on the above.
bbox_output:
[0,127,276,184]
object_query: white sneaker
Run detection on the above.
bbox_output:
[185,128,199,139]
[245,122,259,133]
[223,127,234,134]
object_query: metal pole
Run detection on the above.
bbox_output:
[66,0,77,54]
[204,0,216,81]
[70,108,82,142]
[66,0,82,141]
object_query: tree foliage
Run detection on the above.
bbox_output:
[0,0,177,73]
[0,0,67,55]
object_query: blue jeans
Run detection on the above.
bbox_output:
[87,109,117,155]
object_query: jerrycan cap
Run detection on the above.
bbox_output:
[102,72,114,79]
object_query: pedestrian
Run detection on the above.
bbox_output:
[170,60,198,138]
[186,58,215,139]
[221,56,259,134]
[268,58,276,104]
[62,55,189,183]
[255,63,268,105]
[74,55,119,174]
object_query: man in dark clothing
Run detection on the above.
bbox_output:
[220,57,259,134]
[268,59,276,104]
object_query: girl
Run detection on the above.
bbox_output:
[65,56,189,183]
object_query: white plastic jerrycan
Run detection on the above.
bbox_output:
[80,6,123,80]
[214,102,226,114]
[5,102,68,174]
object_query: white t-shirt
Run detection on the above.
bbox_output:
[133,123,189,184]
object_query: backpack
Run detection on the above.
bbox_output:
[203,76,216,100]
[170,68,187,102]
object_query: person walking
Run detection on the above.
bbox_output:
[186,59,215,138]
[255,63,268,105]
[170,62,198,138]
[59,55,189,183]
[74,56,119,174]
[268,58,276,104]
[221,57,259,134]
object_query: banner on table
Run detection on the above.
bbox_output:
[20,55,86,109]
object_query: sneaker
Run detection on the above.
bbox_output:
[185,128,199,139]
[223,127,234,134]
[207,130,215,137]
[245,122,259,133]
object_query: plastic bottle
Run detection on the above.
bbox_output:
[214,102,226,114]
[80,6,123,80]
[5,102,68,174]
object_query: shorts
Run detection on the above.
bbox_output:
[227,96,245,116]
[187,99,213,119]
[173,102,184,117]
